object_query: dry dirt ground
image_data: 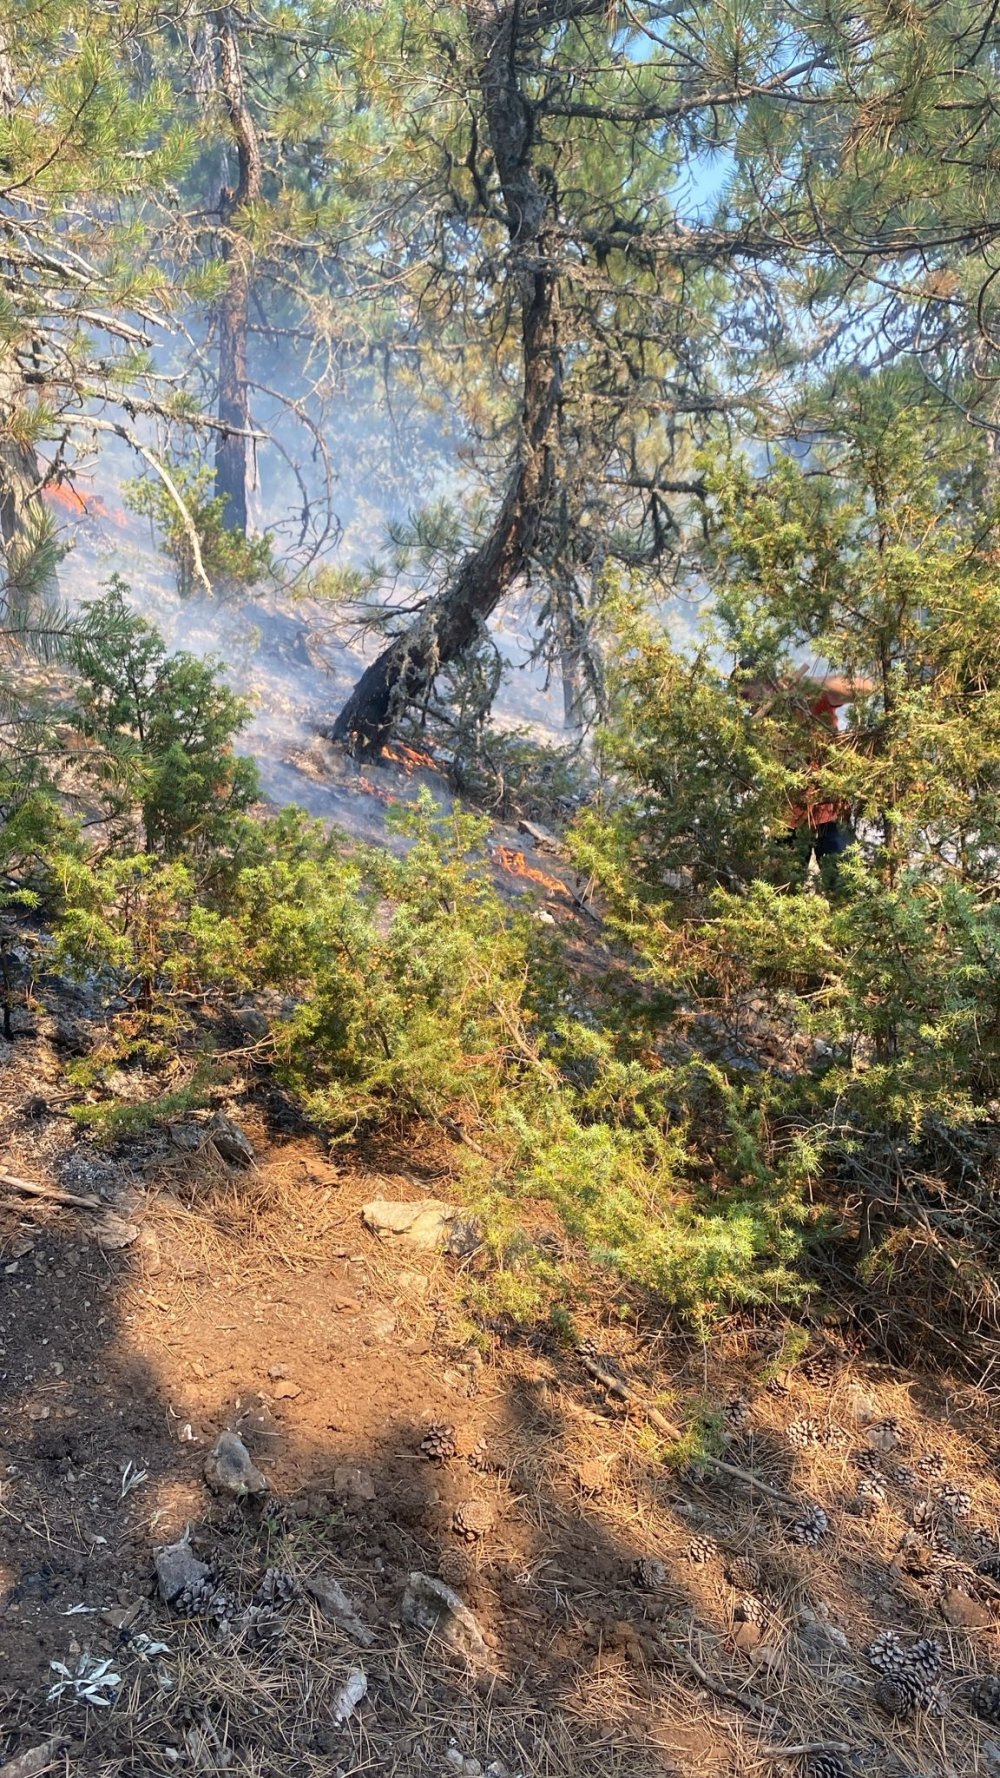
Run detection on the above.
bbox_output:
[4,1042,1000,1778]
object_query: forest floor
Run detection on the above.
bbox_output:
[3,993,1000,1778]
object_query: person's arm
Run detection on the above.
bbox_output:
[822,672,878,703]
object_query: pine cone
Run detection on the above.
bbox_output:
[172,1575,221,1619]
[936,1482,972,1518]
[235,1601,285,1643]
[630,1556,667,1590]
[802,1757,850,1778]
[866,1630,913,1679]
[734,1592,767,1629]
[866,1632,944,1715]
[420,1422,458,1464]
[206,1587,235,1627]
[969,1674,1000,1724]
[873,1675,914,1717]
[928,1560,979,1604]
[787,1504,829,1546]
[439,1546,476,1591]
[931,1525,958,1558]
[723,1395,752,1432]
[852,1446,884,1476]
[889,1462,917,1486]
[787,1416,823,1449]
[822,1423,849,1451]
[908,1636,944,1685]
[918,1450,946,1481]
[800,1351,837,1387]
[452,1498,495,1542]
[855,1475,886,1517]
[897,1535,934,1578]
[766,1374,791,1398]
[978,1554,1000,1581]
[723,1552,761,1592]
[911,1497,938,1535]
[466,1437,492,1473]
[253,1567,301,1607]
[686,1533,719,1565]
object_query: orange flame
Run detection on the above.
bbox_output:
[43,483,128,527]
[495,846,567,898]
[382,742,437,773]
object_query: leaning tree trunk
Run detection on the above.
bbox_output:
[331,0,562,756]
[212,7,261,536]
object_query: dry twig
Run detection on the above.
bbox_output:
[0,1169,101,1209]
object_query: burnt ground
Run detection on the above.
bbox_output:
[4,1015,1000,1777]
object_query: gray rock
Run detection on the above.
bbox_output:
[0,1736,68,1778]
[797,1616,851,1662]
[362,1198,456,1250]
[232,1006,269,1042]
[304,1574,374,1646]
[168,1121,205,1153]
[330,1667,367,1725]
[206,1113,255,1167]
[52,1015,94,1056]
[92,1214,141,1251]
[204,1431,267,1499]
[154,1532,214,1608]
[401,1571,489,1665]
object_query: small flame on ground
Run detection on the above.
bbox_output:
[382,742,437,773]
[495,846,567,898]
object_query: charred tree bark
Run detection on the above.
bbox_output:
[331,0,562,755]
[212,8,262,536]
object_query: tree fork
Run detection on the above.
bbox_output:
[331,0,562,755]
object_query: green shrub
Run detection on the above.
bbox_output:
[68,577,260,864]
[124,464,273,597]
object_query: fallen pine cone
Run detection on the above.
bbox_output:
[686,1533,718,1565]
[253,1567,301,1607]
[452,1498,495,1542]
[787,1503,830,1546]
[419,1422,458,1464]
[629,1556,667,1590]
[968,1674,1000,1724]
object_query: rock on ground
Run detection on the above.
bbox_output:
[207,1113,256,1167]
[154,1533,214,1609]
[204,1430,267,1499]
[362,1198,456,1249]
[304,1573,374,1646]
[401,1570,489,1665]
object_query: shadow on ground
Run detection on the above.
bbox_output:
[2,1109,1000,1778]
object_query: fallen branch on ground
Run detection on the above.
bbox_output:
[751,1745,853,1763]
[665,1643,776,1723]
[576,1349,796,1503]
[0,1171,101,1209]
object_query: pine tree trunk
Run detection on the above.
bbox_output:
[0,22,31,556]
[331,0,562,756]
[215,244,252,535]
[212,8,261,536]
[0,353,40,550]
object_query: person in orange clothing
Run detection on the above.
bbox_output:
[737,661,875,865]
